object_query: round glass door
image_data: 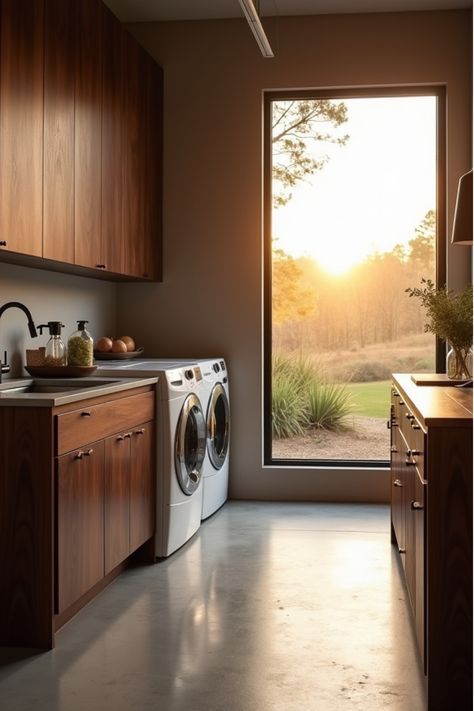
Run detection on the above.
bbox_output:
[175,393,206,495]
[207,383,230,470]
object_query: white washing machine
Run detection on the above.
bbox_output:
[96,359,207,557]
[194,359,230,520]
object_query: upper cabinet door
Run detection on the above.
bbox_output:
[74,0,103,271]
[144,56,163,281]
[43,0,75,263]
[101,5,125,275]
[122,36,147,279]
[0,0,44,257]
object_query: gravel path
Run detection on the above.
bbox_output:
[272,416,390,461]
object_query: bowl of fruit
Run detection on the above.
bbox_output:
[93,336,144,360]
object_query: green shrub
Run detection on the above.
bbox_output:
[306,382,353,430]
[271,353,353,437]
[272,372,308,438]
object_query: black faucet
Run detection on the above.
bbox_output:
[0,301,38,382]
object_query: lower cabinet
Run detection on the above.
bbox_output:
[57,440,105,613]
[57,420,155,612]
[390,375,472,711]
[104,422,154,575]
[0,384,156,649]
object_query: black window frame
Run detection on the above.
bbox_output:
[263,85,447,467]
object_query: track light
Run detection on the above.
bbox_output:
[238,0,274,58]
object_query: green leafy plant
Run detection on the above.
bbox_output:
[271,353,353,438]
[406,279,473,377]
[306,382,353,431]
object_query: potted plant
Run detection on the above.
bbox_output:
[406,279,473,380]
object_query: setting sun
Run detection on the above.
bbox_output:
[272,97,436,272]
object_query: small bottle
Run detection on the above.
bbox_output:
[37,322,67,367]
[68,320,94,366]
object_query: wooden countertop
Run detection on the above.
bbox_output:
[393,373,473,427]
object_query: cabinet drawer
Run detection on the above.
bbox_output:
[56,391,155,454]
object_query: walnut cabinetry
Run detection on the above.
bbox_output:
[0,0,163,282]
[390,374,472,711]
[0,385,156,649]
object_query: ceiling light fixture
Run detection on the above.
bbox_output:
[238,0,274,58]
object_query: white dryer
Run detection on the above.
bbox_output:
[96,359,207,556]
[195,359,230,520]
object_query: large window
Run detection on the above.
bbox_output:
[264,87,445,466]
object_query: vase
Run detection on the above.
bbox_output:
[446,344,473,380]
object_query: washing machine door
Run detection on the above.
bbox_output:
[207,383,230,470]
[175,393,206,495]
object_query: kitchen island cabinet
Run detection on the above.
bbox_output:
[0,380,157,649]
[390,374,472,711]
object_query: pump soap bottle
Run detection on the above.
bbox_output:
[37,322,67,367]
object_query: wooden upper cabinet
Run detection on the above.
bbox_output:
[122,36,147,278]
[43,0,75,263]
[0,0,162,280]
[101,5,125,275]
[0,0,44,257]
[74,0,103,270]
[144,56,163,281]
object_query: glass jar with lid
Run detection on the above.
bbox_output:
[68,320,94,366]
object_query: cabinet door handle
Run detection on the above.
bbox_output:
[117,434,125,441]
[134,428,145,435]
[81,411,92,417]
[75,451,84,459]
[398,547,406,554]
[411,422,421,430]
[405,412,414,420]
[405,459,416,467]
[411,501,424,510]
[0,240,6,247]
[124,432,132,438]
[96,264,107,269]
[393,479,402,487]
[84,448,93,456]
[399,400,405,406]
[390,445,397,453]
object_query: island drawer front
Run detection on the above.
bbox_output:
[56,391,155,454]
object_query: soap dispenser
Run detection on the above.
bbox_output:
[68,320,93,366]
[37,322,67,367]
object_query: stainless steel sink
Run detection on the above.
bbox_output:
[0,379,120,395]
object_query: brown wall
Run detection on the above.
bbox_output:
[118,10,472,502]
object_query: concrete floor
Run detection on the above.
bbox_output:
[0,502,426,711]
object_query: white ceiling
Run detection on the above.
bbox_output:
[103,0,472,23]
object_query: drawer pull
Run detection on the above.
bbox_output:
[392,389,399,397]
[81,411,92,417]
[411,501,424,510]
[405,459,416,467]
[0,240,6,247]
[117,434,125,441]
[393,479,403,487]
[399,400,405,406]
[398,547,406,554]
[405,413,415,420]
[75,451,84,459]
[411,422,421,430]
[84,448,93,456]
[390,445,397,453]
[134,428,145,435]
[124,432,132,439]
